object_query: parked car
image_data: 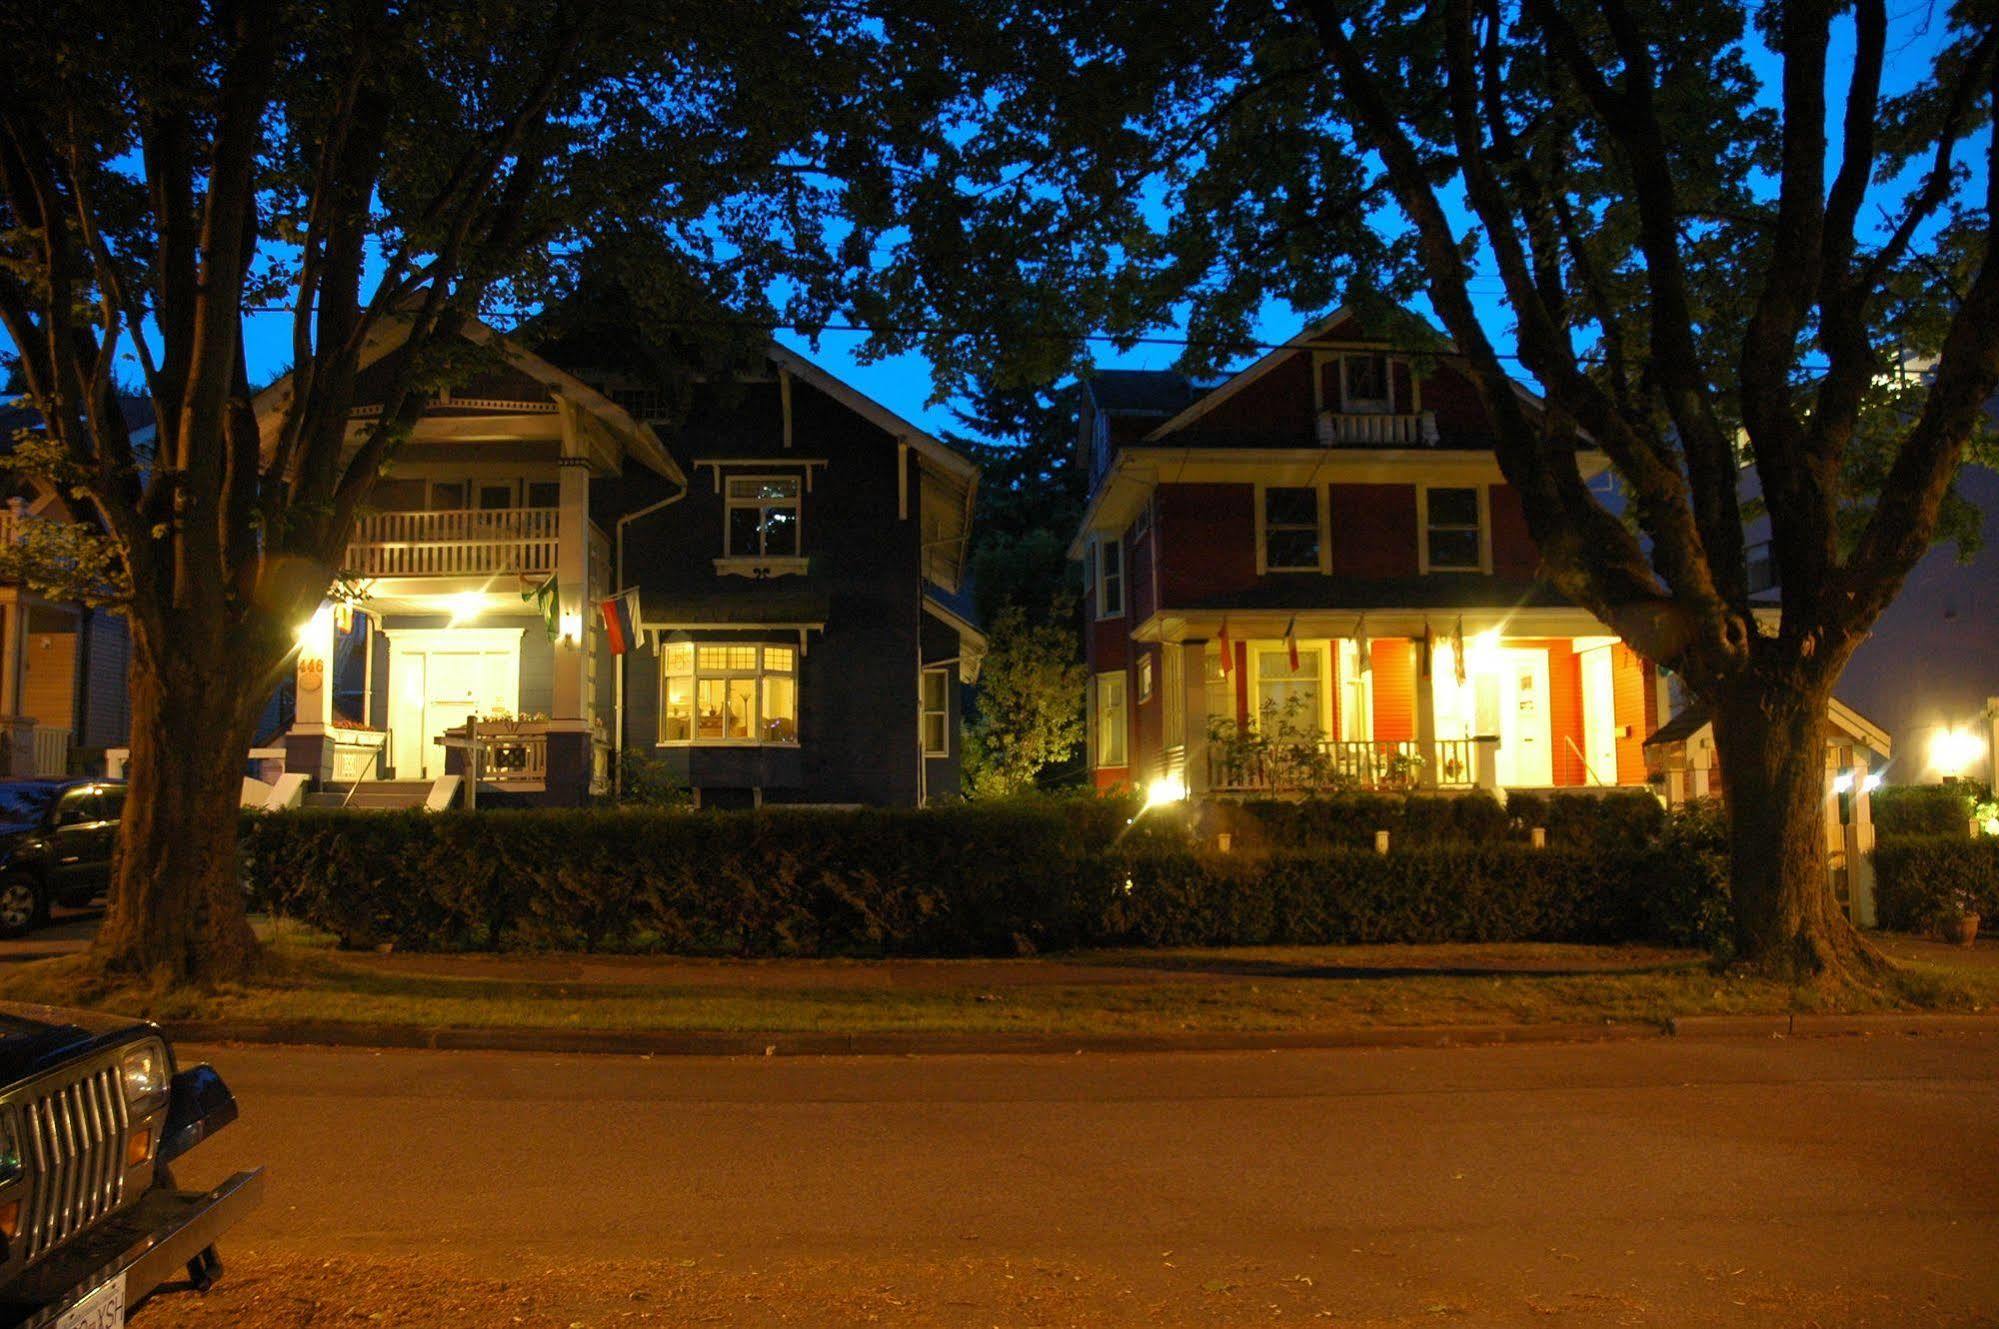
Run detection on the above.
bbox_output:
[0,782,125,940]
[0,1003,261,1326]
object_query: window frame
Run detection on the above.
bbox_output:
[1094,536,1125,619]
[1095,671,1128,768]
[920,667,950,757]
[1417,483,1490,574]
[659,640,800,747]
[723,475,804,559]
[1255,483,1330,574]
[1340,352,1393,412]
[1137,653,1154,703]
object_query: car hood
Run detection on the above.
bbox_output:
[0,1001,154,1083]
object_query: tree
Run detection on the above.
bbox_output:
[0,0,896,982]
[944,382,1089,623]
[862,0,1999,982]
[962,601,1090,797]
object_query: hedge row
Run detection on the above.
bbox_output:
[1871,784,1981,837]
[1873,835,1999,930]
[1197,789,1665,852]
[241,799,1728,956]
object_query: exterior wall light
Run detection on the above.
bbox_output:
[1930,727,1985,779]
[1144,774,1188,808]
[447,592,483,626]
[559,611,584,645]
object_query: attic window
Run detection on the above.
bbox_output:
[1341,354,1390,410]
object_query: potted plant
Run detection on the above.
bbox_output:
[1934,886,1981,947]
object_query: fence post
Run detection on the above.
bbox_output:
[1530,826,1547,850]
[463,713,478,811]
[1374,829,1390,854]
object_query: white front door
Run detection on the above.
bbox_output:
[1498,648,1554,787]
[384,628,523,780]
[1579,645,1618,785]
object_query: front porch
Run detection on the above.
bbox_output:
[1131,612,1665,798]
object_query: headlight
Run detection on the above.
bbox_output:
[120,1042,169,1107]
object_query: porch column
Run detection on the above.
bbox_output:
[1415,637,1438,789]
[1845,751,1878,928]
[286,602,336,781]
[551,455,590,723]
[1181,640,1210,796]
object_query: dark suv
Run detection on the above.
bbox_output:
[0,782,125,940]
[0,1004,260,1326]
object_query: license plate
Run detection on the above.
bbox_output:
[55,1275,125,1329]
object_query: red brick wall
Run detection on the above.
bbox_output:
[1157,483,1258,602]
[1330,484,1419,577]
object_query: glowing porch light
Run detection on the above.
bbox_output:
[447,592,484,626]
[294,603,334,650]
[1930,727,1985,779]
[1467,628,1504,672]
[1144,774,1188,809]
[559,610,584,644]
[1833,771,1854,795]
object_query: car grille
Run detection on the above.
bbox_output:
[19,1061,131,1262]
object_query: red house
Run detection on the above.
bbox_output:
[1073,310,1665,798]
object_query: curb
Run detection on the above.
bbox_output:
[163,1011,1999,1060]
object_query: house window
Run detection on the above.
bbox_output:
[1137,654,1154,703]
[661,641,798,745]
[1422,486,1484,572]
[1095,537,1124,618]
[921,668,950,756]
[1262,486,1324,572]
[1096,672,1128,767]
[1342,353,1390,409]
[1255,648,1324,738]
[725,477,801,557]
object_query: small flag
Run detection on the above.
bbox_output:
[1284,616,1301,673]
[521,573,559,643]
[1355,613,1372,674]
[1452,616,1467,685]
[1420,620,1434,679]
[1217,618,1234,675]
[601,590,641,655]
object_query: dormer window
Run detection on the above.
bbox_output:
[1341,353,1391,411]
[726,477,801,557]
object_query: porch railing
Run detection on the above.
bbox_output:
[442,720,550,785]
[1210,736,1494,794]
[345,507,560,578]
[1318,411,1437,447]
[31,726,69,778]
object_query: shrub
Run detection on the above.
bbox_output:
[243,795,1715,957]
[1871,785,1977,837]
[1873,836,1999,931]
[1505,790,1666,851]
[1640,798,1733,954]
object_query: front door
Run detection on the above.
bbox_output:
[1499,649,1554,787]
[384,628,524,780]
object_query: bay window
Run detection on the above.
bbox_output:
[661,641,799,745]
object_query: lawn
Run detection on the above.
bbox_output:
[6,932,1994,1040]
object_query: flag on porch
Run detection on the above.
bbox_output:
[521,573,560,643]
[1283,616,1300,672]
[1217,618,1234,674]
[1419,621,1433,679]
[1452,616,1467,685]
[601,590,641,655]
[1354,613,1371,674]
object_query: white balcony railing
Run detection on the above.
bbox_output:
[1211,736,1494,794]
[345,507,560,578]
[1318,411,1437,447]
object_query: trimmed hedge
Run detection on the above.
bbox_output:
[242,797,1722,956]
[1871,785,1978,837]
[1200,789,1664,852]
[1873,835,1999,931]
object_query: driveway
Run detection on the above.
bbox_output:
[148,1033,1999,1327]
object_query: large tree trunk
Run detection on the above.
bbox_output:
[91,630,265,984]
[1709,678,1885,986]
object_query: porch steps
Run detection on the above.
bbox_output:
[303,780,446,811]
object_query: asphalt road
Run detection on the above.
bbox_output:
[141,1033,1999,1328]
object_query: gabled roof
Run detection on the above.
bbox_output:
[1141,308,1354,442]
[1644,696,1892,756]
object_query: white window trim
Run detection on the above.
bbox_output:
[1095,671,1128,768]
[920,666,950,758]
[1417,483,1492,574]
[1254,483,1331,575]
[722,474,804,559]
[658,641,800,748]
[1093,536,1125,620]
[1245,641,1334,739]
[1337,639,1374,741]
[1340,351,1394,413]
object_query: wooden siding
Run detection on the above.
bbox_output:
[1329,484,1419,578]
[1157,483,1258,602]
[1488,484,1539,577]
[1132,644,1163,779]
[80,611,131,749]
[19,611,76,735]
[1370,638,1416,741]
[1613,645,1651,784]
[1191,353,1317,442]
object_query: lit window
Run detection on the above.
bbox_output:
[1255,649,1323,738]
[920,668,949,757]
[1424,486,1483,572]
[662,640,798,745]
[1096,673,1128,767]
[1137,654,1154,702]
[725,477,801,557]
[1263,486,1323,572]
[1095,538,1124,618]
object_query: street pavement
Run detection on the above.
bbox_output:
[145,1033,1999,1327]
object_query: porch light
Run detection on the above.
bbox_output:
[1467,628,1503,672]
[1833,771,1853,794]
[559,610,583,644]
[1930,727,1984,779]
[448,592,484,626]
[294,603,333,650]
[1863,772,1882,794]
[1144,774,1188,808]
